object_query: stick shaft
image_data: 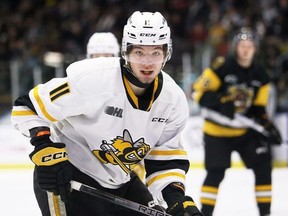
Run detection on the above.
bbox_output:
[70,180,170,216]
[235,114,270,136]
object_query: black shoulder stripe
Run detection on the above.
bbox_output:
[14,95,37,113]
[50,82,70,101]
[50,83,68,95]
[50,88,70,101]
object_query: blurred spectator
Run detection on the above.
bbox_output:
[1,0,288,113]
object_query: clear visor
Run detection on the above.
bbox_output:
[124,44,166,64]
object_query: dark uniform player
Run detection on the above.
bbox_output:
[192,28,282,216]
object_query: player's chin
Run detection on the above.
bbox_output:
[139,78,154,85]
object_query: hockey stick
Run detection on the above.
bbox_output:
[234,114,270,137]
[70,180,171,216]
[235,114,286,144]
[202,108,270,137]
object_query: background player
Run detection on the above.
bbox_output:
[11,11,203,216]
[192,27,282,216]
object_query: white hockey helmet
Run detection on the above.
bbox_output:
[86,32,120,58]
[121,11,172,64]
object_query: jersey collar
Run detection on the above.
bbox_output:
[120,59,163,111]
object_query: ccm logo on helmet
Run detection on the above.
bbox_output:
[42,152,68,163]
[140,33,156,37]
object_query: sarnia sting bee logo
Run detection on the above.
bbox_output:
[93,129,150,174]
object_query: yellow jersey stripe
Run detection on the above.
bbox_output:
[149,149,187,156]
[201,186,218,193]
[255,185,272,191]
[33,86,57,122]
[256,197,272,203]
[123,76,139,108]
[200,198,216,206]
[204,120,247,137]
[147,172,185,187]
[193,68,221,92]
[147,76,158,111]
[11,110,36,116]
[253,83,270,106]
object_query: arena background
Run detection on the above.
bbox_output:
[1,0,287,166]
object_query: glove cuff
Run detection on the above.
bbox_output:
[162,182,185,207]
[29,127,52,146]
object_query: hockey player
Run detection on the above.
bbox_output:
[11,11,203,216]
[86,32,120,58]
[87,31,146,182]
[27,31,122,215]
[192,27,282,216]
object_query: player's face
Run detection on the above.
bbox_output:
[236,40,256,61]
[127,45,165,84]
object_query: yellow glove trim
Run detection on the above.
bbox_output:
[31,147,68,166]
[183,200,196,208]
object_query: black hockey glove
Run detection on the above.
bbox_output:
[219,94,235,119]
[29,127,73,202]
[162,183,203,216]
[257,118,282,145]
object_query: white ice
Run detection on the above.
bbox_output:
[1,114,288,216]
[1,168,288,216]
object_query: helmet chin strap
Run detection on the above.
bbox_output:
[123,64,153,88]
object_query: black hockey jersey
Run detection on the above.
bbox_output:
[193,56,271,137]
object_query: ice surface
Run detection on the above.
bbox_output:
[1,168,287,215]
[1,114,287,215]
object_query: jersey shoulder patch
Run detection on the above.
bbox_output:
[211,56,225,71]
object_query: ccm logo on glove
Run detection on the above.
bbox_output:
[41,150,67,162]
[30,143,68,166]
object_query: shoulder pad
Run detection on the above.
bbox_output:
[211,56,225,70]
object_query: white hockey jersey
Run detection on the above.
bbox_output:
[11,57,189,203]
